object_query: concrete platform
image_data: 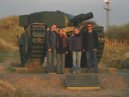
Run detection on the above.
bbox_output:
[65,74,100,90]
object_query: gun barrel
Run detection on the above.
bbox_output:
[73,12,93,26]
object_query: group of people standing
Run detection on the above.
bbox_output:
[45,22,99,74]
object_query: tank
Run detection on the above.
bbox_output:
[18,11,104,68]
[93,26,105,63]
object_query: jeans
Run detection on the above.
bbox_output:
[86,50,98,72]
[47,49,56,73]
[72,51,81,72]
[56,53,65,74]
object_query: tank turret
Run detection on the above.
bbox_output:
[19,11,93,28]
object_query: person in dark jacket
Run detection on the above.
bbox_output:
[56,29,67,74]
[46,24,57,74]
[82,22,99,73]
[69,28,82,73]
[65,31,73,68]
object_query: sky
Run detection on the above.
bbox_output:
[0,0,129,26]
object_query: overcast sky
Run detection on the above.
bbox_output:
[0,0,129,26]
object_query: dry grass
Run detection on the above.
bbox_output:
[0,51,19,63]
[100,44,129,69]
[0,16,22,62]
[0,16,24,45]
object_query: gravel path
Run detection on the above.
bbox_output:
[0,69,129,97]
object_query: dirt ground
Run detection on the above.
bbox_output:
[0,62,129,97]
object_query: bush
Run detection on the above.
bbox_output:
[106,24,129,39]
[101,46,129,69]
